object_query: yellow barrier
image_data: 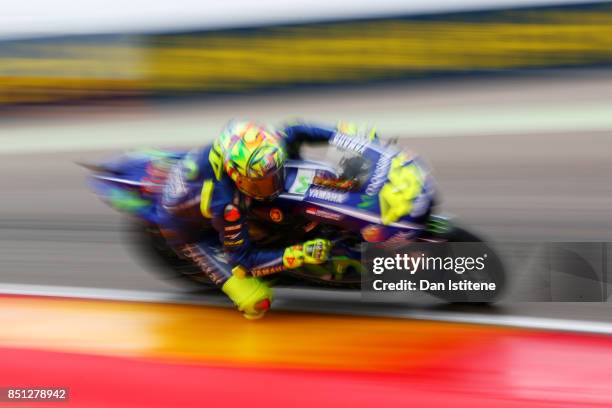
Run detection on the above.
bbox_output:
[0,41,145,104]
[1,6,612,104]
[146,15,612,91]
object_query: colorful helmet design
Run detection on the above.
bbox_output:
[216,121,286,200]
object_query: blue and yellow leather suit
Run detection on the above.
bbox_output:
[158,123,336,315]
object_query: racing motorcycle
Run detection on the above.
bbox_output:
[83,131,506,302]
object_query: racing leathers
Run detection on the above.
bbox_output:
[159,123,335,317]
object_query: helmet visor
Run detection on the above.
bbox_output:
[236,168,285,200]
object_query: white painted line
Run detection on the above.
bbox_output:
[2,282,612,335]
[2,101,612,154]
[0,283,227,307]
[395,310,612,335]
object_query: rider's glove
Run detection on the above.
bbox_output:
[283,238,331,269]
[222,266,273,320]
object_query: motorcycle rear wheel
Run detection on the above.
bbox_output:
[429,225,507,303]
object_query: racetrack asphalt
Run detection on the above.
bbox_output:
[1,72,612,326]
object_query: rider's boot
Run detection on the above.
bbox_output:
[222,266,273,320]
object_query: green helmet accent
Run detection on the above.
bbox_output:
[337,121,378,141]
[215,121,286,199]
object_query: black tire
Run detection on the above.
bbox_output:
[124,221,217,290]
[431,225,507,303]
[447,226,484,243]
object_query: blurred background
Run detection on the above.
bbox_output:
[2,0,612,104]
[1,0,611,282]
[1,1,612,406]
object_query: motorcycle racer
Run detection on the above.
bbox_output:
[160,120,371,319]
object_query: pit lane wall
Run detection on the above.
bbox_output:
[1,1,612,106]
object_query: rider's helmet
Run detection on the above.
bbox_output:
[216,121,286,200]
